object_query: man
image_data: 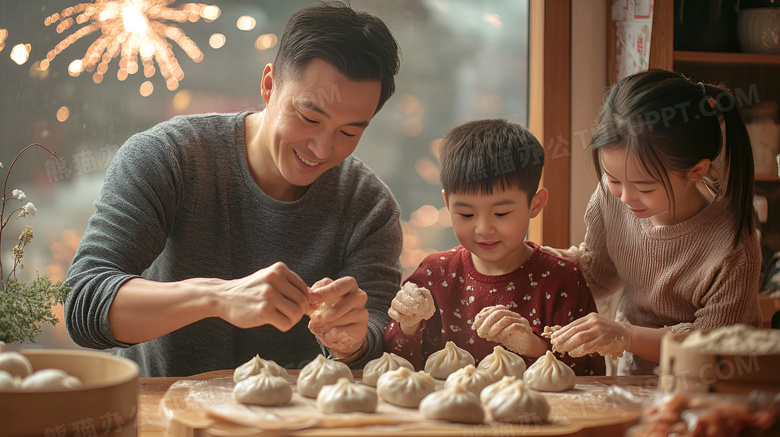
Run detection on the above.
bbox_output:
[65,2,402,377]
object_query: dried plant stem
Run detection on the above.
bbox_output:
[0,143,62,290]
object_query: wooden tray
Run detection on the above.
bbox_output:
[158,371,657,437]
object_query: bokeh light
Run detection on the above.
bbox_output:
[236,15,256,31]
[173,89,192,111]
[484,12,503,28]
[56,106,70,122]
[10,43,31,65]
[140,80,153,96]
[209,33,225,49]
[255,34,277,50]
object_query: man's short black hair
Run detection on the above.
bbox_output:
[273,1,401,114]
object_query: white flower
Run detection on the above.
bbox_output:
[23,202,36,216]
[12,189,26,201]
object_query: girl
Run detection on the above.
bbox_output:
[549,69,762,375]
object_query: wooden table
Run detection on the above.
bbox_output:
[136,370,658,437]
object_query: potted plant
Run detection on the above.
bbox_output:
[0,143,71,351]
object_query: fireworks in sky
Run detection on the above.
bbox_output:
[40,0,220,90]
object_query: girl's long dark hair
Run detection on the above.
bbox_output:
[590,69,755,246]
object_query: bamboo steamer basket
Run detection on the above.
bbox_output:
[658,331,780,394]
[0,349,139,437]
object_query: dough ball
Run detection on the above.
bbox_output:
[0,352,33,378]
[316,377,378,414]
[297,354,353,398]
[424,341,475,379]
[233,368,293,406]
[401,281,436,320]
[477,345,527,379]
[0,370,22,390]
[484,379,549,423]
[419,383,484,424]
[362,352,414,387]
[480,375,519,405]
[523,350,575,392]
[22,369,82,390]
[444,364,497,397]
[541,325,562,339]
[233,354,288,383]
[376,367,436,408]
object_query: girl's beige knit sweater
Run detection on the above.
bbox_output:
[561,182,761,375]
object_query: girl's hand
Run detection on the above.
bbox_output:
[472,305,545,356]
[387,282,436,335]
[307,276,369,362]
[550,313,631,358]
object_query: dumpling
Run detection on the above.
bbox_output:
[362,352,414,387]
[0,370,22,390]
[376,367,436,408]
[0,352,33,378]
[480,375,519,405]
[233,354,288,383]
[297,354,354,398]
[233,368,293,406]
[477,346,527,379]
[444,364,497,397]
[316,377,378,414]
[523,350,575,392]
[22,369,82,390]
[419,383,484,424]
[424,341,475,379]
[484,379,549,423]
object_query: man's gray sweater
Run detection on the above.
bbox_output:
[65,112,403,377]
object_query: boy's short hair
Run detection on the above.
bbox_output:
[439,119,545,204]
[273,1,401,114]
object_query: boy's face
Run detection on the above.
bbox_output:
[444,185,546,276]
[256,58,381,200]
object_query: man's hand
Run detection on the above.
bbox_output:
[215,262,310,332]
[550,313,631,358]
[472,305,546,357]
[387,282,436,335]
[307,276,369,362]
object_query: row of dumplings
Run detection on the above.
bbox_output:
[232,341,576,424]
[424,341,576,393]
[0,352,83,390]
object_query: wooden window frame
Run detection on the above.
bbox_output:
[528,0,572,248]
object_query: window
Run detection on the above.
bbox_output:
[0,0,529,348]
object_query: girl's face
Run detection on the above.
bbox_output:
[600,147,707,226]
[444,186,546,275]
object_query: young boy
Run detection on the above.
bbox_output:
[384,119,605,375]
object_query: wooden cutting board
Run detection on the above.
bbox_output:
[147,370,657,437]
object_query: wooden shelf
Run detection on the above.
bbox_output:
[674,50,780,66]
[757,174,780,182]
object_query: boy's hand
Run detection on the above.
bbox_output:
[473,305,546,357]
[550,313,631,358]
[387,282,436,335]
[307,276,369,363]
